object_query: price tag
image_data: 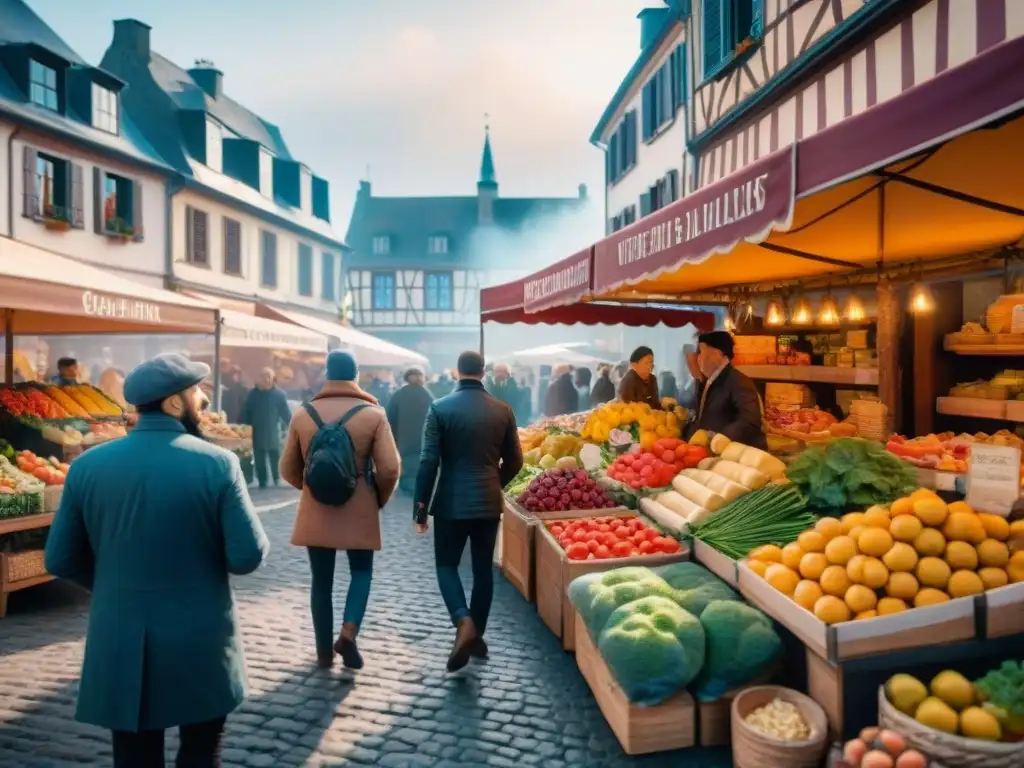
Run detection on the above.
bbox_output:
[1011,304,1024,333]
[966,444,1021,516]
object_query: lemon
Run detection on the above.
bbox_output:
[1010,551,1024,583]
[813,595,851,624]
[815,517,843,539]
[781,542,805,570]
[1010,520,1024,539]
[799,552,828,581]
[825,535,857,566]
[978,567,1009,590]
[883,542,919,573]
[976,539,1009,568]
[863,509,891,528]
[944,541,979,571]
[859,527,894,557]
[930,670,975,710]
[914,497,949,527]
[820,565,851,597]
[886,571,920,601]
[915,557,951,589]
[914,588,951,607]
[846,554,867,583]
[793,579,823,611]
[877,597,908,615]
[959,706,1002,740]
[765,564,800,595]
[840,512,867,534]
[749,544,783,563]
[911,488,940,502]
[844,584,877,614]
[977,513,1010,541]
[798,530,827,553]
[947,570,984,598]
[886,673,929,715]
[913,528,947,557]
[943,512,987,544]
[890,515,923,542]
[848,525,868,546]
[860,557,890,589]
[915,697,959,733]
[746,559,769,577]
[889,497,914,517]
[854,610,877,620]
[947,500,974,516]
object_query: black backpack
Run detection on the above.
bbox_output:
[302,403,374,506]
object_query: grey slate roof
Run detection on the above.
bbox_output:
[0,0,84,64]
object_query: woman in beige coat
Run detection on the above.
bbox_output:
[280,351,400,670]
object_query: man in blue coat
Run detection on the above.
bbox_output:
[45,353,270,768]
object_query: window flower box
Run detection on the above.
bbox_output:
[41,204,70,232]
[104,217,134,243]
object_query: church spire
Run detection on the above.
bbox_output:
[478,120,497,188]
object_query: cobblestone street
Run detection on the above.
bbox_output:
[0,490,731,767]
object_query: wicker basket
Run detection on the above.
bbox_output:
[6,550,47,583]
[877,688,1024,768]
[731,686,829,768]
[43,485,63,513]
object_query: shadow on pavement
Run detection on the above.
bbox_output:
[0,580,89,658]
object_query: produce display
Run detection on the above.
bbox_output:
[687,484,814,560]
[840,727,931,767]
[544,515,681,560]
[517,468,616,513]
[786,438,918,511]
[605,439,708,490]
[198,412,251,441]
[949,370,1024,401]
[568,563,781,705]
[0,387,68,420]
[747,490,1023,624]
[743,697,812,741]
[765,406,858,440]
[15,451,68,486]
[580,400,687,449]
[523,433,584,468]
[884,665,1023,742]
[887,430,1024,476]
[0,454,44,518]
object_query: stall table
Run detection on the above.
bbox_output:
[0,512,55,617]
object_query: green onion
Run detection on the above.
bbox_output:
[691,485,813,559]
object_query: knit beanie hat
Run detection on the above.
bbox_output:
[326,350,358,381]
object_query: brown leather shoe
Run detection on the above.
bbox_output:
[470,637,489,660]
[333,622,364,670]
[447,617,479,672]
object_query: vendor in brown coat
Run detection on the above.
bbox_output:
[618,346,661,409]
[280,350,400,670]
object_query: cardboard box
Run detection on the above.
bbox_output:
[574,614,696,755]
[535,515,689,651]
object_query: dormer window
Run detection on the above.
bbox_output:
[29,60,59,112]
[205,119,223,173]
[427,235,449,255]
[372,236,390,255]
[91,83,118,134]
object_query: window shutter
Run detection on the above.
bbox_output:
[70,163,85,228]
[640,191,651,217]
[661,64,673,124]
[131,179,144,242]
[22,146,39,218]
[92,167,103,233]
[668,170,680,203]
[194,210,208,264]
[677,45,688,107]
[185,205,194,261]
[703,0,724,77]
[751,0,764,39]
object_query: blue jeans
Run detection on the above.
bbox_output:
[433,518,500,636]
[306,547,374,658]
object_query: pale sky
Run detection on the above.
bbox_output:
[27,0,655,234]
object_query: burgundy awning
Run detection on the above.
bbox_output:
[591,148,796,296]
[481,300,714,330]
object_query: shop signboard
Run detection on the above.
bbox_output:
[81,290,163,324]
[966,443,1021,517]
[522,249,591,313]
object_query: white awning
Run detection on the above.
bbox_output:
[260,306,429,367]
[503,343,613,367]
[219,310,328,353]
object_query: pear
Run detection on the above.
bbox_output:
[885,674,928,716]
[915,696,959,734]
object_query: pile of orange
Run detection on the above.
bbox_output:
[746,489,1024,624]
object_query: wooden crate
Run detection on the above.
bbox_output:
[574,614,695,755]
[696,662,781,747]
[982,582,1024,639]
[535,517,689,651]
[691,539,738,589]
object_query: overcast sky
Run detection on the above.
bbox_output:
[28,0,653,234]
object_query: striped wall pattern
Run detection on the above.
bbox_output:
[697,0,1024,188]
[346,268,482,329]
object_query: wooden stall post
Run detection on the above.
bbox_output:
[876,281,902,430]
[912,282,963,436]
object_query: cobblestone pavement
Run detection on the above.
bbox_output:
[0,492,731,767]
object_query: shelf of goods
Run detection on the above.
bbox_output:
[935,397,1024,422]
[736,365,879,386]
[0,512,55,618]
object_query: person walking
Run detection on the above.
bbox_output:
[574,366,593,410]
[221,365,248,425]
[544,363,579,417]
[281,350,401,670]
[414,350,523,672]
[243,367,292,488]
[590,364,615,405]
[44,353,269,768]
[386,366,434,495]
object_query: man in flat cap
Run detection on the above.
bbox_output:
[45,353,270,767]
[386,366,433,495]
[691,331,767,450]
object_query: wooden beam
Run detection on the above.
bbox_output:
[876,281,902,432]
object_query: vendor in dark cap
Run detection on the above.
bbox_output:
[44,353,269,767]
[617,345,661,409]
[52,356,80,385]
[691,331,767,450]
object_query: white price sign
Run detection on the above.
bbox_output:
[966,444,1020,516]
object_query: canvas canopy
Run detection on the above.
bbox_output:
[219,309,328,354]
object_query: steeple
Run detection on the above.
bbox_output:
[478,123,497,189]
[477,118,497,225]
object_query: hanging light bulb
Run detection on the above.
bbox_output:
[843,293,866,322]
[791,296,813,325]
[723,314,735,331]
[818,295,840,326]
[909,282,935,314]
[765,297,786,327]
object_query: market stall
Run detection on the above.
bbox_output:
[0,237,219,617]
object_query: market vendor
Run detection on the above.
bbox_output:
[691,331,767,450]
[51,356,80,385]
[617,346,660,409]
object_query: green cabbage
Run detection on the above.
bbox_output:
[568,567,676,639]
[652,562,741,616]
[597,596,706,706]
[691,600,781,701]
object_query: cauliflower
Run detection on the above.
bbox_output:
[597,596,706,706]
[653,562,741,616]
[691,600,781,702]
[568,567,676,638]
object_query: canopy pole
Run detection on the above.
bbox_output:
[3,310,12,385]
[875,185,901,433]
[479,322,485,358]
[212,309,222,414]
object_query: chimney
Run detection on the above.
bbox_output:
[113,18,151,60]
[637,7,670,50]
[188,60,223,100]
[578,183,588,200]
[359,180,372,198]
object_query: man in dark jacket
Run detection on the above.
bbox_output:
[242,368,293,488]
[414,350,522,672]
[618,346,661,409]
[590,364,615,405]
[485,362,519,412]
[221,366,248,425]
[387,367,434,494]
[544,364,579,417]
[692,331,767,450]
[574,367,592,410]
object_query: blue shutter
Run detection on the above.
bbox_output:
[661,63,673,124]
[751,0,764,39]
[628,110,638,166]
[677,44,688,106]
[641,82,652,140]
[609,134,619,180]
[703,0,724,77]
[639,191,652,217]
[667,170,679,203]
[321,251,335,300]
